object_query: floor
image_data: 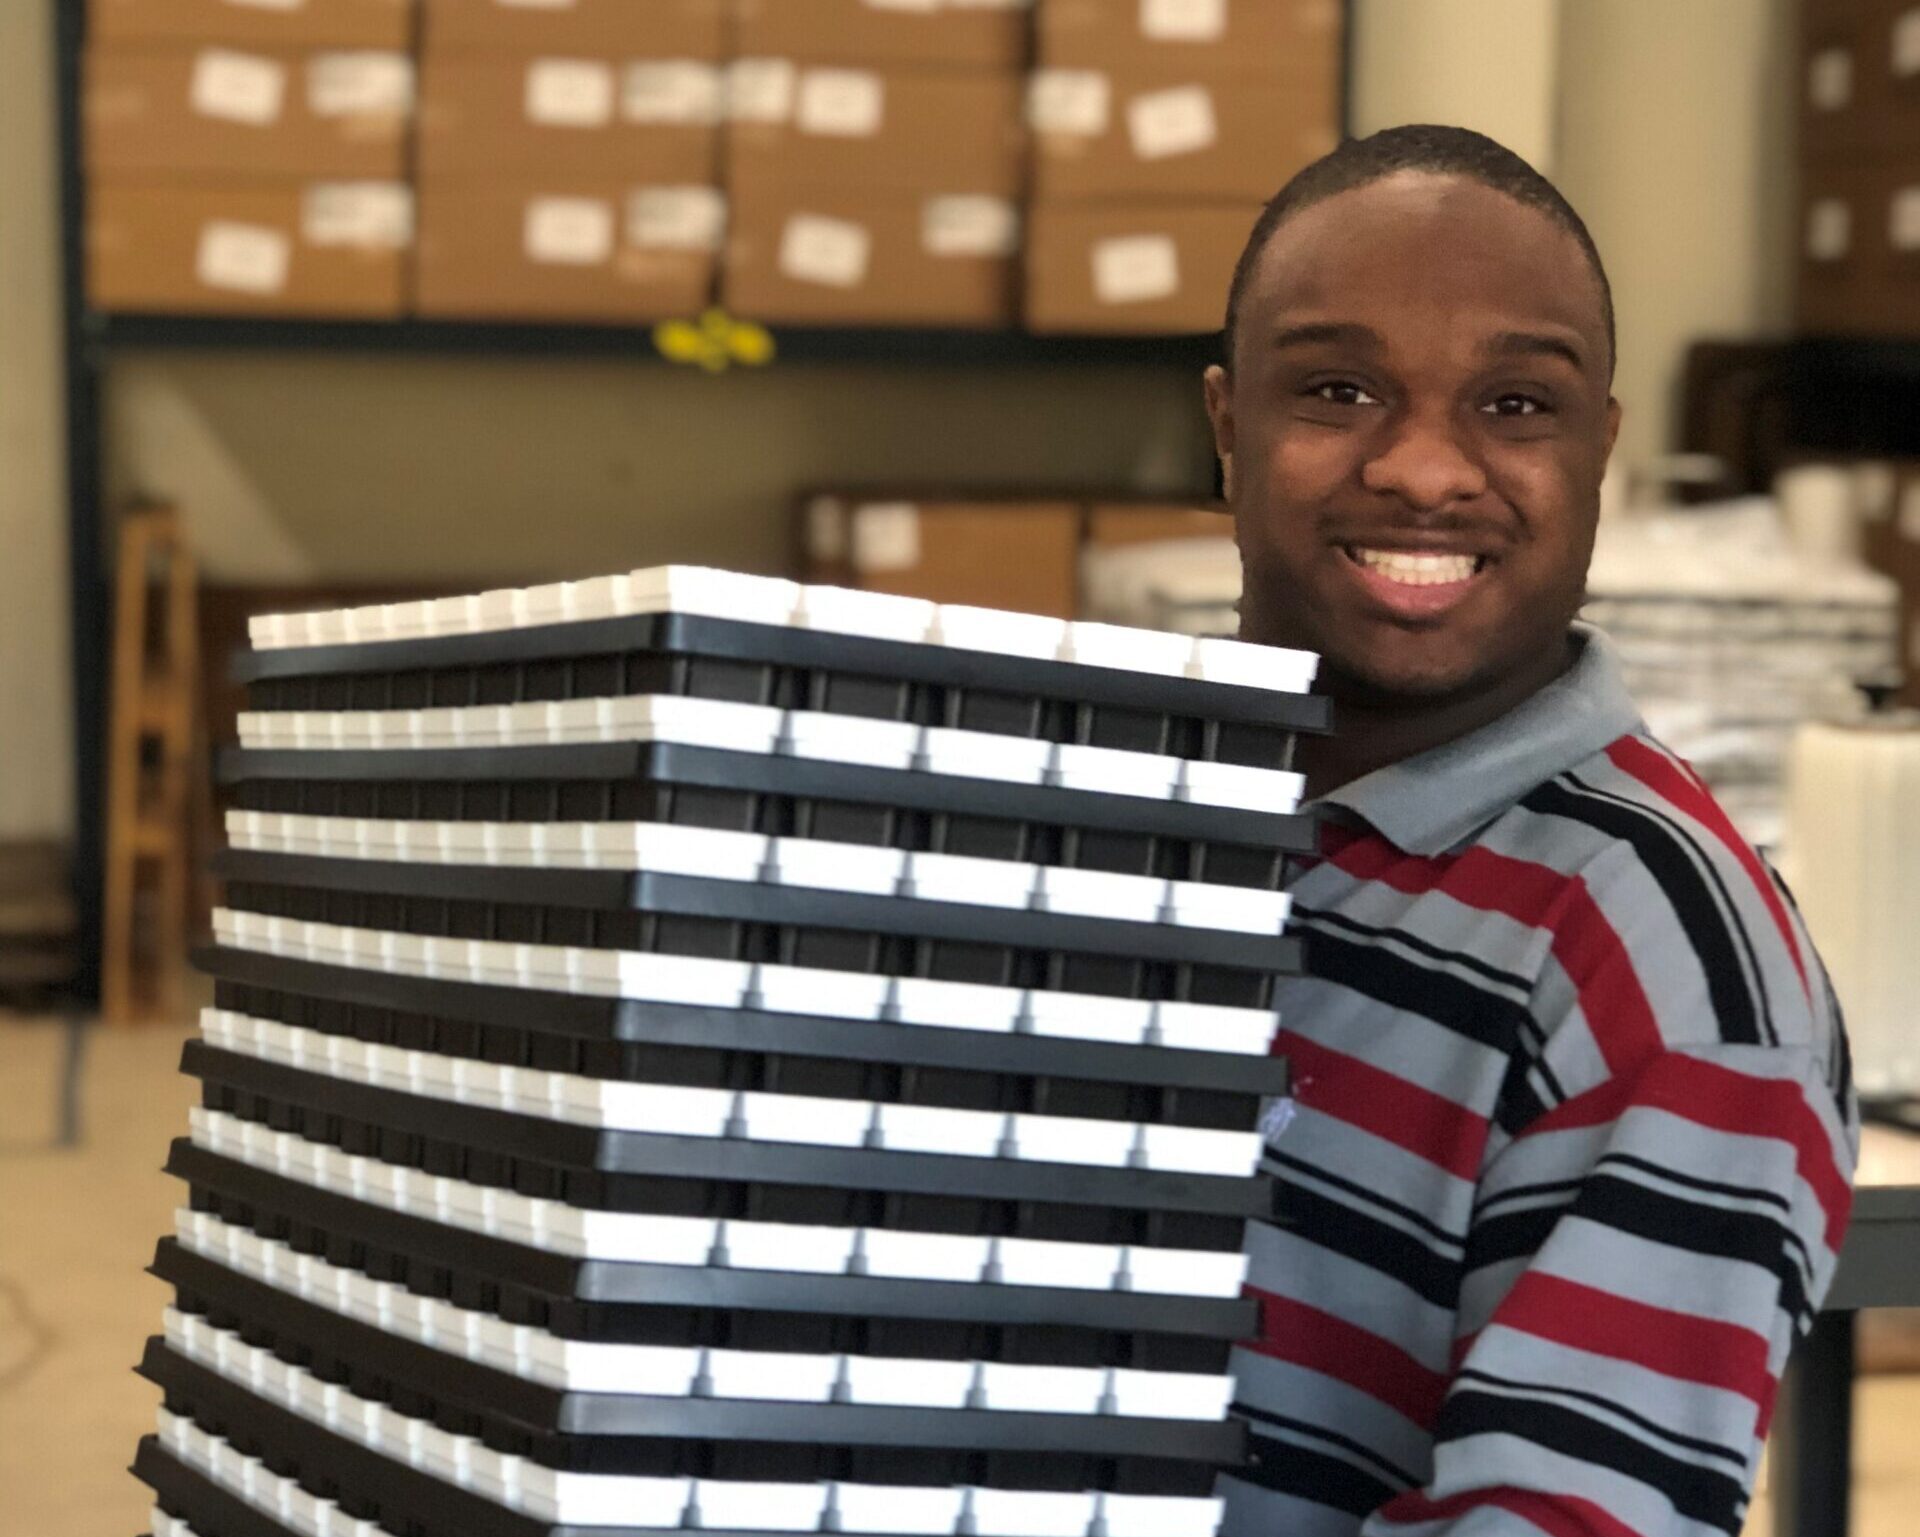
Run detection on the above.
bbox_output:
[1,1015,1916,1537]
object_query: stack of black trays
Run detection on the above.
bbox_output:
[131,568,1326,1537]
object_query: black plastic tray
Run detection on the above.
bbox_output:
[196,947,1292,1103]
[169,1142,1262,1346]
[220,743,1319,885]
[215,850,1300,984]
[204,959,1277,1133]
[234,609,1331,742]
[140,1343,1237,1506]
[156,1249,1244,1468]
[137,1435,1141,1537]
[185,1043,1271,1233]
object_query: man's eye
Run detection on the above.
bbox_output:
[1308,382,1379,406]
[1484,393,1546,417]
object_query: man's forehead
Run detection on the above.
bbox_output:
[1250,172,1606,355]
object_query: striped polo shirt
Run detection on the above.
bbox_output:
[1219,625,1859,1537]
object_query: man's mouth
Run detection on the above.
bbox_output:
[1342,546,1488,585]
[1338,544,1492,618]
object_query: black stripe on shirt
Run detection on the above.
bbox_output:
[1466,1171,1812,1326]
[1267,1177,1464,1311]
[1526,773,1771,1048]
[1299,925,1531,1058]
[1226,1426,1404,1519]
[1436,1388,1747,1532]
[1234,1398,1424,1491]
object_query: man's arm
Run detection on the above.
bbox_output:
[1362,1044,1853,1536]
[1363,852,1857,1537]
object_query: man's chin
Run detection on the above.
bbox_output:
[1316,650,1493,708]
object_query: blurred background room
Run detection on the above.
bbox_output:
[2,1,1919,1533]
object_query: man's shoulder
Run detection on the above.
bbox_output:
[1493,729,1840,1059]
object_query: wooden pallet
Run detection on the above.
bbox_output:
[102,507,197,1023]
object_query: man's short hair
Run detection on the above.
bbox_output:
[1222,123,1615,379]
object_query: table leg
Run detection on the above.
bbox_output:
[1772,1310,1856,1537]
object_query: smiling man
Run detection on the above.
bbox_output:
[1204,127,1858,1537]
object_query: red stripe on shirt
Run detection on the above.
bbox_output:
[1324,836,1665,1074]
[1245,1287,1450,1430]
[1606,735,1809,997]
[1492,1272,1773,1410]
[1514,1051,1851,1251]
[1279,1028,1490,1182]
[1377,1487,1649,1537]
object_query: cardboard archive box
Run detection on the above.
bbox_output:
[801,496,1085,617]
[418,53,720,180]
[422,0,729,57]
[1087,502,1233,547]
[415,180,719,320]
[1030,65,1338,201]
[88,179,410,315]
[734,0,1029,69]
[726,67,1025,197]
[90,0,413,49]
[725,174,1018,326]
[1038,0,1343,79]
[1025,202,1256,333]
[85,44,412,179]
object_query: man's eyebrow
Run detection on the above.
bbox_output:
[1487,330,1587,370]
[1270,321,1381,352]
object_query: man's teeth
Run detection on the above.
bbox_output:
[1350,548,1479,586]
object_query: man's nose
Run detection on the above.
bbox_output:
[1359,407,1488,512]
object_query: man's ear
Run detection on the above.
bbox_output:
[1203,364,1235,497]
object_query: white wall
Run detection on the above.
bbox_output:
[0,0,74,841]
[1350,0,1563,171]
[1554,0,1798,476]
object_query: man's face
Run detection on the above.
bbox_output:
[1204,172,1620,703]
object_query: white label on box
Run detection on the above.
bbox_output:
[622,63,723,125]
[1028,70,1110,135]
[863,0,940,11]
[922,195,1018,257]
[1807,199,1851,261]
[728,58,798,122]
[1127,84,1217,159]
[1141,0,1227,41]
[190,50,286,126]
[627,187,726,251]
[497,0,576,8]
[196,222,291,294]
[1809,48,1853,111]
[525,59,615,127]
[1901,481,1920,542]
[307,53,414,117]
[797,69,884,137]
[302,183,413,248]
[807,498,849,562]
[1093,233,1180,304]
[852,503,922,573]
[778,214,871,288]
[1892,187,1920,251]
[223,0,306,12]
[1895,10,1920,76]
[524,196,614,265]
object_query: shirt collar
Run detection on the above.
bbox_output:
[1312,624,1643,857]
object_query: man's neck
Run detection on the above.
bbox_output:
[1295,632,1580,800]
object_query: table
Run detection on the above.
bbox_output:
[1773,1124,1920,1537]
